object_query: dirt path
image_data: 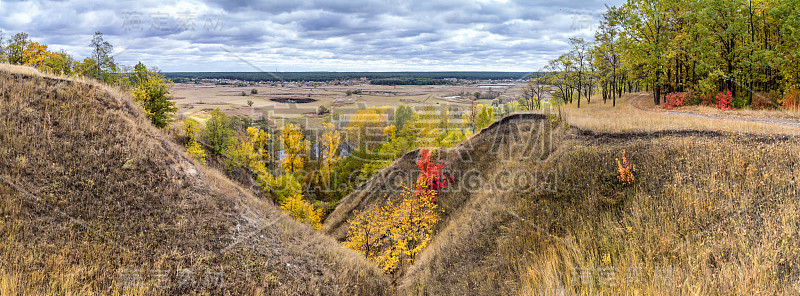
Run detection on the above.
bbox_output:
[627,93,800,128]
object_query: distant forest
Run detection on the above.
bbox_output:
[163,71,539,83]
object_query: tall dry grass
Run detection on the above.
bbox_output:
[515,134,800,294]
[562,93,800,135]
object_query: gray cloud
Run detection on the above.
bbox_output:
[0,0,625,71]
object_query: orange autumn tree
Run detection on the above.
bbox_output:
[343,149,448,274]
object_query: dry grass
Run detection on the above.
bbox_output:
[324,98,800,294]
[515,133,800,294]
[393,126,800,295]
[562,93,800,135]
[0,64,391,295]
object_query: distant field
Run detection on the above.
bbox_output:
[164,71,540,82]
[171,82,525,128]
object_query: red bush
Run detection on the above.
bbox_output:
[663,92,687,109]
[416,149,451,202]
[700,92,717,106]
[716,90,733,110]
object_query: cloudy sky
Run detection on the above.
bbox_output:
[0,0,624,72]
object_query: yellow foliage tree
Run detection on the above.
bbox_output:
[248,126,272,165]
[22,41,54,71]
[320,122,342,187]
[383,124,396,140]
[281,194,322,229]
[279,123,307,174]
[182,118,206,164]
[343,183,441,274]
[346,107,389,151]
[343,203,389,261]
[228,126,272,170]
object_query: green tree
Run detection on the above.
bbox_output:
[202,109,236,154]
[619,0,672,105]
[90,32,116,82]
[129,62,177,128]
[6,32,29,65]
[46,50,74,75]
[394,105,414,130]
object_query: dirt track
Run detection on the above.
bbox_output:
[627,93,800,128]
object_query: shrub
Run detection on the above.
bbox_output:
[616,150,634,186]
[685,89,703,106]
[240,91,246,96]
[781,87,800,110]
[416,149,451,202]
[250,88,258,95]
[700,91,717,106]
[281,194,322,229]
[182,118,206,164]
[716,90,733,110]
[663,92,687,109]
[752,92,780,110]
[732,95,749,109]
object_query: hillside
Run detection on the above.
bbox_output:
[325,104,800,294]
[323,113,560,240]
[0,65,391,295]
[4,63,800,295]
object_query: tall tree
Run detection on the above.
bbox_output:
[280,123,308,174]
[569,38,591,107]
[202,109,235,154]
[6,32,29,65]
[692,0,749,97]
[619,0,672,105]
[594,5,624,106]
[90,32,116,82]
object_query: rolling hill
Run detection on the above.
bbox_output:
[0,65,391,295]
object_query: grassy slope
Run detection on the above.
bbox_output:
[323,113,562,283]
[0,65,391,295]
[327,95,800,295]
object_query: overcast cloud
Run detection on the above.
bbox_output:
[0,0,625,71]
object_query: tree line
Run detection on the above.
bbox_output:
[530,0,800,110]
